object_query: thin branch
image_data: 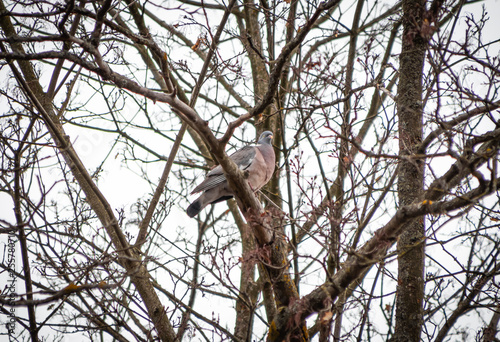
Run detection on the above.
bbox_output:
[0,279,126,306]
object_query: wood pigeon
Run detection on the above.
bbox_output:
[187,131,275,217]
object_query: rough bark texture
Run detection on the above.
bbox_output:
[391,0,427,341]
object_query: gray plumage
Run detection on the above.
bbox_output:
[187,131,275,217]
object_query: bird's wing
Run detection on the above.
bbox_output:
[190,146,257,194]
[227,145,257,171]
[190,171,225,194]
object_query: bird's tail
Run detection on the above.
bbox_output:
[187,199,202,218]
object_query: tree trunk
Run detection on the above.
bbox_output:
[392,0,427,341]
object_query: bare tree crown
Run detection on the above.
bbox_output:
[0,0,499,341]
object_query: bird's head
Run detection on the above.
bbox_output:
[258,131,273,145]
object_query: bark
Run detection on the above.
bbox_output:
[391,0,428,340]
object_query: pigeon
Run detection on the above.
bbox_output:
[187,131,275,217]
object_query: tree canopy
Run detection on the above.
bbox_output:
[0,0,499,341]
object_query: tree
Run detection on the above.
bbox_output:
[0,0,499,341]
